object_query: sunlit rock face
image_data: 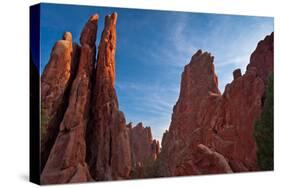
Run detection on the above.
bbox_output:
[40,31,79,173]
[159,33,273,176]
[85,13,132,181]
[41,15,98,184]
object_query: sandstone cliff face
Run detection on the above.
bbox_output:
[40,15,99,184]
[159,33,273,176]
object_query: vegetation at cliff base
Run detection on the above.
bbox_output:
[254,73,273,171]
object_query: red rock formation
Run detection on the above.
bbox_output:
[174,144,232,175]
[128,123,160,167]
[159,50,221,175]
[197,33,273,172]
[40,12,161,183]
[151,139,160,160]
[40,31,79,171]
[198,66,265,172]
[248,32,273,84]
[86,12,132,180]
[233,68,242,80]
[159,33,273,176]
[41,15,99,184]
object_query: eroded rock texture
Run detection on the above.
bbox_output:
[128,122,160,167]
[159,50,221,176]
[40,12,160,184]
[40,32,79,172]
[248,32,274,84]
[86,13,132,181]
[159,33,273,176]
[40,15,99,184]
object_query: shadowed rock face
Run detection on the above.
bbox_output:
[159,33,273,176]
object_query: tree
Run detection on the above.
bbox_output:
[254,73,273,171]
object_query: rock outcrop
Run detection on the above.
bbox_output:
[128,123,160,167]
[159,50,221,176]
[86,13,132,181]
[40,12,160,184]
[40,15,99,184]
[159,33,273,176]
[40,31,79,172]
[247,32,274,84]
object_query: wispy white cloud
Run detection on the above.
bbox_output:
[116,81,179,142]
[216,55,249,69]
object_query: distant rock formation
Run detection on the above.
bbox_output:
[159,33,273,176]
[128,122,160,166]
[127,122,160,178]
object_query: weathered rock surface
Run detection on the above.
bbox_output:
[41,46,93,184]
[159,33,273,176]
[40,32,79,172]
[248,32,274,84]
[41,15,99,184]
[233,68,242,80]
[128,123,160,167]
[80,14,99,47]
[159,50,221,176]
[174,144,232,175]
[41,12,160,184]
[86,12,132,181]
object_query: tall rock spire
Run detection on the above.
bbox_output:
[41,15,98,184]
[86,12,132,180]
[176,50,220,114]
[40,31,79,172]
[159,50,221,176]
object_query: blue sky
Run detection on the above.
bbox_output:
[39,3,273,141]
